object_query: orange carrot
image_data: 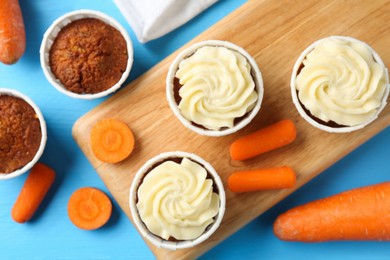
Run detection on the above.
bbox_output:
[230,119,297,161]
[90,118,135,163]
[228,166,296,193]
[68,187,112,230]
[0,0,26,64]
[11,163,55,223]
[274,182,390,242]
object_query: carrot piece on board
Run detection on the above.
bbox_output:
[68,187,112,230]
[0,0,26,64]
[11,163,55,223]
[230,119,297,161]
[273,182,390,242]
[90,118,135,163]
[228,166,296,193]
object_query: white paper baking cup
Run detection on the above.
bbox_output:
[129,151,226,250]
[40,10,133,100]
[166,40,264,137]
[0,88,47,180]
[291,36,390,133]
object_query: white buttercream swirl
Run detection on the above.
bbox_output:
[175,46,258,130]
[296,38,387,126]
[136,158,220,240]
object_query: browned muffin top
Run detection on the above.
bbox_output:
[49,18,128,94]
[0,95,42,173]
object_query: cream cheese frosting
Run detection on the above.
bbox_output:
[295,38,387,126]
[175,46,258,130]
[136,158,220,240]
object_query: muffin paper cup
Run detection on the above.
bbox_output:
[40,10,133,100]
[291,35,390,133]
[0,88,47,180]
[129,151,226,250]
[166,40,264,137]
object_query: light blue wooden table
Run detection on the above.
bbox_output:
[0,0,389,259]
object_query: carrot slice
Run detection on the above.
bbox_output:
[0,0,26,64]
[274,182,390,242]
[68,187,112,230]
[230,119,297,161]
[90,118,134,163]
[11,163,55,223]
[228,166,296,193]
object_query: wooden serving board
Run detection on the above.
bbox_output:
[72,0,390,259]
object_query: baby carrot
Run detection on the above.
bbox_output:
[11,163,55,223]
[68,187,112,230]
[228,166,296,193]
[90,118,135,163]
[230,120,297,161]
[0,0,26,64]
[273,182,390,242]
[230,119,297,161]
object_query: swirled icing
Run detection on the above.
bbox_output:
[136,158,220,240]
[175,46,258,130]
[296,38,387,126]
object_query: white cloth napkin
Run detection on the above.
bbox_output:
[113,0,218,43]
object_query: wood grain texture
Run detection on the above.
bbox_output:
[72,0,390,259]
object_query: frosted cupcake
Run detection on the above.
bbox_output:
[129,151,225,250]
[166,40,264,136]
[291,36,389,133]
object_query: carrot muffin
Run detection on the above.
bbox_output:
[293,36,388,131]
[49,18,128,94]
[0,95,42,174]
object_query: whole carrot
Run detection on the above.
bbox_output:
[230,119,297,161]
[228,166,296,193]
[0,0,26,64]
[11,163,55,223]
[274,182,390,242]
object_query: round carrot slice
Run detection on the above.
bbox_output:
[68,187,112,230]
[90,118,134,163]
